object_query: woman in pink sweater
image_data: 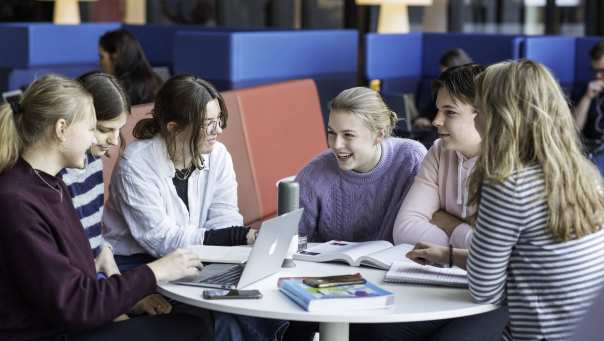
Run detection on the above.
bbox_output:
[393,64,484,249]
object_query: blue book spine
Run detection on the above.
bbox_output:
[278,278,393,310]
[279,282,312,311]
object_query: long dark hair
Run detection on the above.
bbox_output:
[133,75,227,169]
[99,29,162,105]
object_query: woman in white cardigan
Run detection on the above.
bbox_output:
[102,75,285,341]
[103,75,254,269]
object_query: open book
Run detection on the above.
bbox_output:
[293,240,414,270]
[384,260,468,288]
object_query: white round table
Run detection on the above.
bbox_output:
[158,260,497,341]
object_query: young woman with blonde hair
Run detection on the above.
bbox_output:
[285,87,426,341]
[407,60,604,340]
[0,74,209,340]
[296,86,427,243]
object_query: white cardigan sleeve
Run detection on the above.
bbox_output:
[203,148,244,229]
[113,162,206,257]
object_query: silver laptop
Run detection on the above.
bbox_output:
[173,208,303,289]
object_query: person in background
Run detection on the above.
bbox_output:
[407,60,604,340]
[414,48,473,130]
[99,29,163,105]
[573,40,604,153]
[440,48,473,72]
[393,64,484,249]
[0,74,209,341]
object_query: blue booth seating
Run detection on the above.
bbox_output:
[520,36,604,103]
[0,23,270,93]
[123,24,272,70]
[0,23,120,92]
[365,32,523,136]
[520,36,576,96]
[172,30,358,126]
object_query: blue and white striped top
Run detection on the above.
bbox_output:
[60,152,106,257]
[467,165,604,341]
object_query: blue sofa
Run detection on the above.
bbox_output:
[172,30,359,125]
[0,23,120,92]
[365,32,523,132]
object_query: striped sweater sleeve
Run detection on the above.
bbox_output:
[467,178,523,304]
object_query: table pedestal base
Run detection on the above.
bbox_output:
[320,322,349,341]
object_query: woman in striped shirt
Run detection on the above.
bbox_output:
[61,72,173,318]
[407,60,604,340]
[60,72,128,277]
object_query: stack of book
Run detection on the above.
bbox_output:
[277,276,394,312]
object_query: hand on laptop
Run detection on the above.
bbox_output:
[147,249,202,282]
[246,228,259,245]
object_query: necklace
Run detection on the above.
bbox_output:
[34,169,63,202]
[174,166,194,181]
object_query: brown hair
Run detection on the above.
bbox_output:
[432,63,485,105]
[133,75,227,169]
[99,29,162,105]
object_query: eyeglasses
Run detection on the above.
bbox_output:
[204,116,225,135]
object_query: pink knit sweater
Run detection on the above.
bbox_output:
[393,139,475,248]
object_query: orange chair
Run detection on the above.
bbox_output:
[220,79,327,225]
[101,102,154,201]
[221,90,262,225]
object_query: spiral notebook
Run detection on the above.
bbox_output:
[384,261,468,288]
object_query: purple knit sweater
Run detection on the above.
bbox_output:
[296,137,427,243]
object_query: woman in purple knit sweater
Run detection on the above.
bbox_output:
[283,87,427,341]
[295,86,427,243]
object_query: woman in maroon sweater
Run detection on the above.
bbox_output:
[0,75,210,341]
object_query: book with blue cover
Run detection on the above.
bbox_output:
[277,276,394,312]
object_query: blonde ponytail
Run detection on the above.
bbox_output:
[0,104,22,173]
[0,74,93,174]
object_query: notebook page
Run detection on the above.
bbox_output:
[385,261,468,288]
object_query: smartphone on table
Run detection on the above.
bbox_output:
[202,289,263,300]
[303,273,366,288]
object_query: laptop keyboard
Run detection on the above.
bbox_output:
[200,264,245,287]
